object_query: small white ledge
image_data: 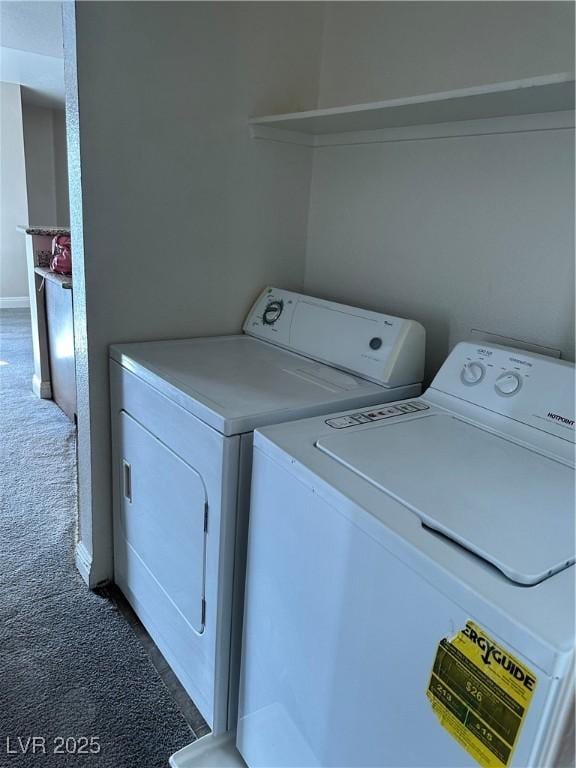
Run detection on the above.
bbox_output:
[249,73,575,145]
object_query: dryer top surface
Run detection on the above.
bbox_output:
[110,335,393,435]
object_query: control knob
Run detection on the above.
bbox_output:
[263,300,283,325]
[495,372,522,396]
[461,361,485,385]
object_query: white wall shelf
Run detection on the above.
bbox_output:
[249,73,575,146]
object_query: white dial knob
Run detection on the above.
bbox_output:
[461,361,485,385]
[263,300,283,325]
[495,372,522,396]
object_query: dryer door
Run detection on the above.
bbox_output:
[118,411,207,633]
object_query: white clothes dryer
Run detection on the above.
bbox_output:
[110,287,425,735]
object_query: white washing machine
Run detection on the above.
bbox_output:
[227,341,575,768]
[166,340,576,767]
[109,286,425,735]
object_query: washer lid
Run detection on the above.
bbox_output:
[316,414,575,585]
[110,336,388,436]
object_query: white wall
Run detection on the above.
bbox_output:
[22,102,69,226]
[0,82,29,305]
[64,1,323,584]
[305,1,575,382]
[318,1,575,106]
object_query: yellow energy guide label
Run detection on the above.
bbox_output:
[426,621,537,768]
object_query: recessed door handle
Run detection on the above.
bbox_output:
[122,460,132,502]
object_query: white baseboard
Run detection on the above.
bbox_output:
[32,374,52,399]
[0,296,30,309]
[75,541,92,586]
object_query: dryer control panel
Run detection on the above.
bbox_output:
[243,287,425,388]
[431,341,575,442]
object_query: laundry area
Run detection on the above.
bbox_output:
[0,2,574,767]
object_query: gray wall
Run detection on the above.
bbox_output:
[305,125,575,382]
[52,108,69,225]
[65,1,323,584]
[305,1,575,382]
[66,0,575,584]
[22,102,56,225]
[22,101,69,226]
[318,1,575,106]
[0,82,29,303]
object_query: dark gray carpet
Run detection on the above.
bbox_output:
[0,309,195,767]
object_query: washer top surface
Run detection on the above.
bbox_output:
[110,335,391,436]
[316,412,575,586]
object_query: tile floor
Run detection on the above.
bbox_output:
[103,585,211,740]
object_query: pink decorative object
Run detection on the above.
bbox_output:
[50,235,72,275]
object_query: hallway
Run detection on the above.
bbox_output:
[0,309,198,767]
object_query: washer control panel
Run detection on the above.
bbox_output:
[431,341,575,441]
[460,358,525,397]
[326,400,429,429]
[458,351,529,399]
